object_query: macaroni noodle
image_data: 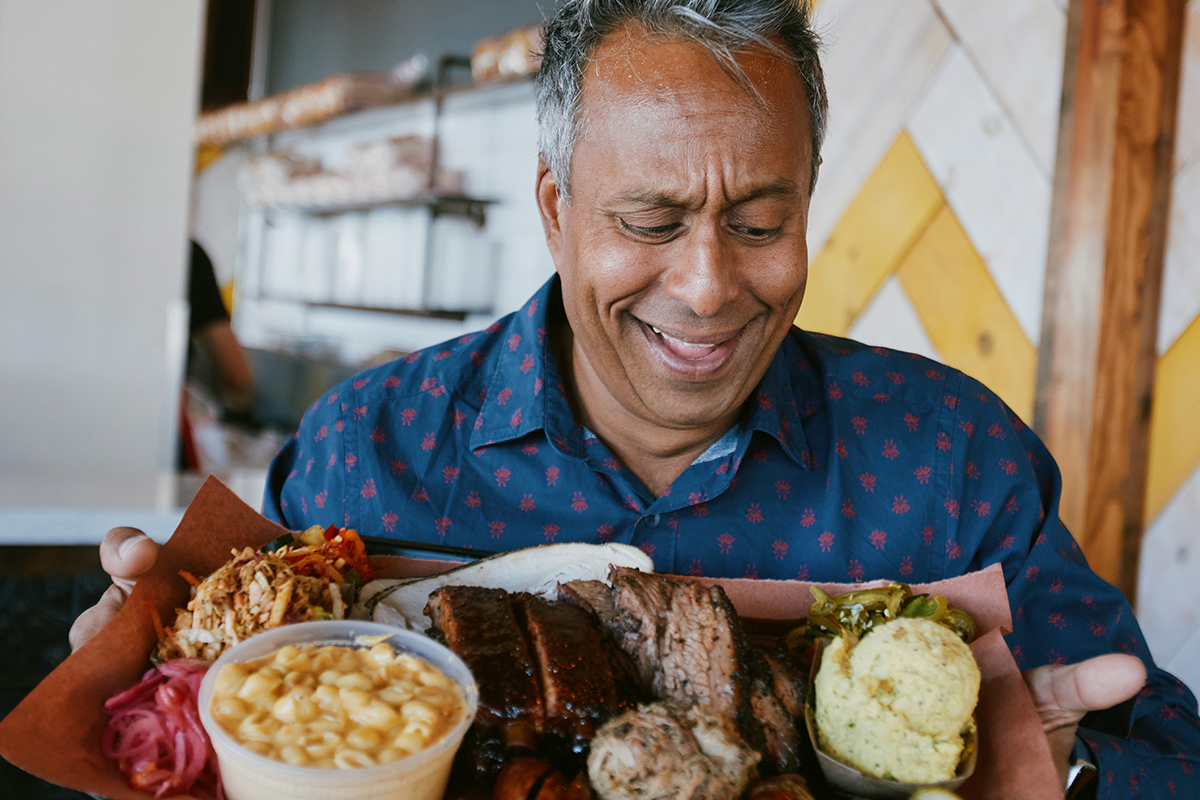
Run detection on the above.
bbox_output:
[210,642,465,769]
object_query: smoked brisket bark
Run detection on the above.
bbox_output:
[557,579,618,628]
[759,647,829,793]
[604,567,769,759]
[426,585,544,779]
[556,580,648,717]
[761,648,806,720]
[567,571,824,784]
[512,593,641,770]
[746,645,803,775]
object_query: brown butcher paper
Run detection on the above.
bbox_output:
[0,477,1061,799]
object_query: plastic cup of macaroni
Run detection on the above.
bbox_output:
[198,620,478,800]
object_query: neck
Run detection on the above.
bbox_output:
[557,324,740,498]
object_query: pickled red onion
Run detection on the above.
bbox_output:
[101,658,223,799]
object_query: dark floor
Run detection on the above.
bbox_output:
[0,549,111,800]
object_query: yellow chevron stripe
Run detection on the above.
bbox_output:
[895,206,1037,420]
[220,279,236,316]
[797,132,942,336]
[1145,314,1200,521]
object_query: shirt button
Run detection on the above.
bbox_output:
[644,514,661,528]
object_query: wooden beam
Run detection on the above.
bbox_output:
[1034,0,1186,602]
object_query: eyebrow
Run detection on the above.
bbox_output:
[614,179,802,209]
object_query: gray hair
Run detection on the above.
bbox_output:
[534,0,827,203]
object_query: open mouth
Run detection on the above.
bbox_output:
[649,325,722,360]
[641,321,742,376]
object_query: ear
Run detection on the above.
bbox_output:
[535,155,565,263]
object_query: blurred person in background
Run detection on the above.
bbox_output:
[178,239,256,469]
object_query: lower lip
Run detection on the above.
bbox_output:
[639,321,741,379]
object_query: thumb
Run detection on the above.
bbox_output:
[1023,653,1147,731]
[99,527,158,587]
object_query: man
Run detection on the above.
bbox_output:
[73,0,1198,793]
[179,240,257,470]
[186,240,255,417]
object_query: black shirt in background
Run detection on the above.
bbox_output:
[187,240,229,333]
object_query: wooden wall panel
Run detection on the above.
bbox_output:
[1145,317,1200,520]
[1035,0,1187,598]
[807,0,952,253]
[933,0,1067,177]
[907,46,1054,344]
[896,207,1038,421]
[798,133,941,336]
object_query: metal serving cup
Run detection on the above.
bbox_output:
[804,638,977,799]
[198,620,478,800]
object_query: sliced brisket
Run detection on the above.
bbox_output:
[605,567,769,759]
[558,579,618,627]
[747,645,802,775]
[430,572,822,793]
[761,648,806,720]
[761,647,828,793]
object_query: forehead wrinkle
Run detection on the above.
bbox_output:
[577,25,813,209]
[615,189,695,209]
[615,177,800,213]
[724,178,802,207]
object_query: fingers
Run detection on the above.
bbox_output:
[1023,653,1147,732]
[1070,653,1148,711]
[72,529,159,653]
[1022,654,1144,787]
[68,583,130,652]
[99,527,158,582]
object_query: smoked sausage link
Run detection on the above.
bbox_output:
[745,774,816,800]
[493,757,555,800]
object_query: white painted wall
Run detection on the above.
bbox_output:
[0,0,205,509]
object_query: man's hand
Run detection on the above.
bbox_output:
[1023,653,1147,787]
[68,527,159,651]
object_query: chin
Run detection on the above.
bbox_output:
[641,385,747,430]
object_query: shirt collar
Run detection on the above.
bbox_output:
[470,276,586,456]
[743,334,813,470]
[470,276,813,471]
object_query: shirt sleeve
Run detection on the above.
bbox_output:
[947,377,1200,796]
[262,387,349,532]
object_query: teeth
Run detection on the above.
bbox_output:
[650,326,717,348]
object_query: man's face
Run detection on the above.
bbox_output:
[539,25,812,435]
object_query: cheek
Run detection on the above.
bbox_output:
[751,246,809,312]
[568,231,659,306]
[557,240,634,351]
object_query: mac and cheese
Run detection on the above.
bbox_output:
[209,642,466,769]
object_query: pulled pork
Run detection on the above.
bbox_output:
[153,546,345,662]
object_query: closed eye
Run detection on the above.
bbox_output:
[619,219,681,240]
[733,225,783,241]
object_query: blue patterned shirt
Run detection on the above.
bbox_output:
[265,276,1199,795]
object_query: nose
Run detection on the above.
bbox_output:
[662,225,739,318]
